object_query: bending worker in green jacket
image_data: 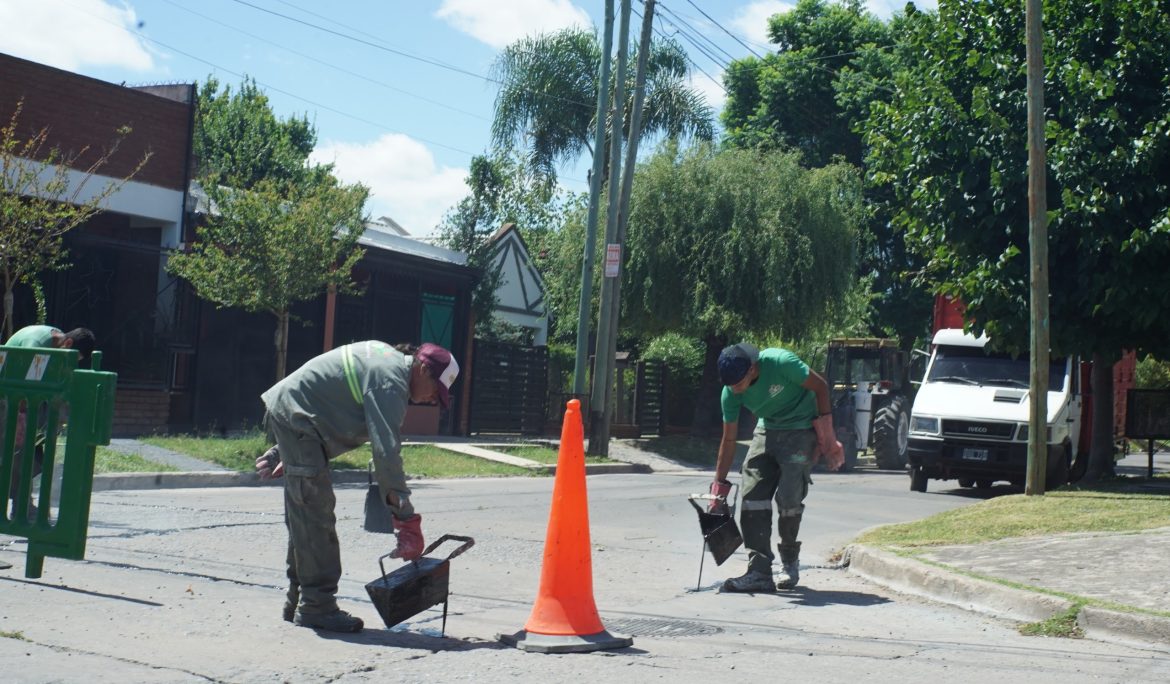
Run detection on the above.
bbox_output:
[709,342,844,594]
[255,341,459,633]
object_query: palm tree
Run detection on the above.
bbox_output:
[490,27,715,183]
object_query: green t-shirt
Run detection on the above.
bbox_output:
[720,347,816,430]
[4,325,59,348]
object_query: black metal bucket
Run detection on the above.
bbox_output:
[365,534,475,635]
[688,494,743,590]
[688,497,742,565]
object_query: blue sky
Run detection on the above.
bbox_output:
[0,0,935,236]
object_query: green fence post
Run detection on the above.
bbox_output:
[0,348,116,578]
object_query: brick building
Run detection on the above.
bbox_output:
[1,53,477,436]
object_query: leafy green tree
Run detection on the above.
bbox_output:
[490,27,714,184]
[172,78,368,380]
[168,178,367,379]
[193,76,322,190]
[437,153,578,336]
[722,0,933,346]
[0,99,150,338]
[863,0,1170,479]
[544,142,863,433]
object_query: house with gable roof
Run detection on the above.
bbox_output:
[486,223,548,346]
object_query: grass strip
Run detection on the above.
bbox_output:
[138,434,537,478]
[95,447,180,474]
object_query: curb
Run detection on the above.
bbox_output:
[91,462,651,492]
[848,544,1170,651]
[1079,606,1170,651]
[847,544,1074,622]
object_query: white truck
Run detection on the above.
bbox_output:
[906,328,1079,492]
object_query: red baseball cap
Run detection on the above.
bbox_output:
[417,343,459,408]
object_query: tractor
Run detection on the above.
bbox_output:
[824,338,913,471]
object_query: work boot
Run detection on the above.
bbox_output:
[776,561,800,589]
[283,585,299,622]
[776,542,801,589]
[293,609,364,633]
[720,569,775,593]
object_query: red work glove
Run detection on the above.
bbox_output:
[390,514,424,561]
[812,414,845,471]
[255,446,284,479]
[708,479,732,514]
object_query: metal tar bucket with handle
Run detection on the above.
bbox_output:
[688,489,742,590]
[365,534,475,636]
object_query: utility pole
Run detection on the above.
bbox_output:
[571,0,615,397]
[587,0,630,455]
[1025,0,1049,495]
[595,0,656,451]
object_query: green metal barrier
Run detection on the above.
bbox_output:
[0,348,116,578]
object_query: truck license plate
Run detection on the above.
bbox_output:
[962,448,989,461]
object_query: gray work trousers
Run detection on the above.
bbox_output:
[266,413,343,615]
[738,426,815,574]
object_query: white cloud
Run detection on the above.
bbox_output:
[729,1,794,50]
[436,0,591,50]
[312,135,468,238]
[691,70,727,114]
[0,0,154,72]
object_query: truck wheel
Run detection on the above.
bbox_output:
[910,466,928,492]
[873,396,910,470]
[958,477,975,488]
[975,479,994,489]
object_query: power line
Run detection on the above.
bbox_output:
[641,9,726,94]
[157,0,490,123]
[654,9,730,70]
[679,0,764,59]
[657,3,739,65]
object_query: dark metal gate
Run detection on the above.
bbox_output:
[469,340,547,435]
[636,360,665,437]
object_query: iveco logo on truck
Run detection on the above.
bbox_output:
[967,426,987,433]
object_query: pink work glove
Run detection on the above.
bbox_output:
[391,514,424,561]
[255,446,283,479]
[812,414,845,471]
[708,479,732,514]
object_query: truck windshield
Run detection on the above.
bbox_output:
[927,346,1067,391]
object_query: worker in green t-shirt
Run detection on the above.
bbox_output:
[4,325,96,368]
[3,325,96,517]
[709,343,844,593]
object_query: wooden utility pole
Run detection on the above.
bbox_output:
[595,0,656,450]
[587,0,631,455]
[571,0,615,397]
[1025,0,1050,495]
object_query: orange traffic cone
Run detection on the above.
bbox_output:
[498,399,633,653]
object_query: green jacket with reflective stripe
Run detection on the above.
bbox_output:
[261,340,413,515]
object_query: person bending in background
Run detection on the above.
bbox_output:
[709,342,844,594]
[255,341,459,633]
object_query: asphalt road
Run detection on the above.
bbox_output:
[3,467,1169,683]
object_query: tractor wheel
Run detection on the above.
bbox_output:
[873,396,910,470]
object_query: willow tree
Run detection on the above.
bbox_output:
[544,142,864,433]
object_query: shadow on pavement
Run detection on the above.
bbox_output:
[0,575,165,606]
[779,587,892,608]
